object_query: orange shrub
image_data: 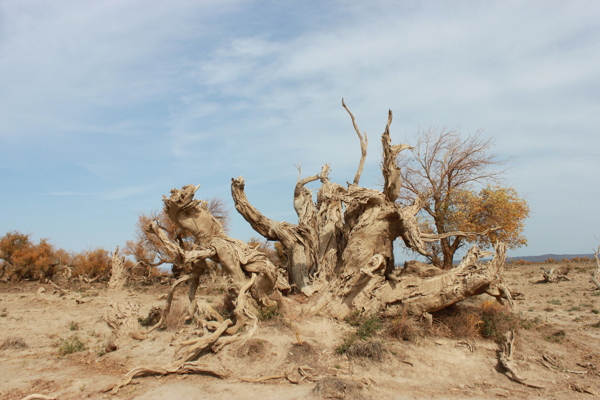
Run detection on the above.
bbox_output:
[0,231,61,281]
[72,248,111,278]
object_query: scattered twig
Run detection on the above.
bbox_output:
[570,383,598,396]
[20,395,57,400]
[457,340,475,353]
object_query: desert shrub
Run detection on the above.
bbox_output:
[314,377,366,400]
[356,315,381,340]
[513,259,533,265]
[0,231,63,281]
[430,301,518,341]
[71,248,111,279]
[345,340,385,362]
[478,301,518,341]
[69,321,80,331]
[431,304,481,339]
[0,337,28,350]
[58,336,87,355]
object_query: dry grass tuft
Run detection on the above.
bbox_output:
[432,304,481,339]
[314,377,366,400]
[57,335,87,356]
[345,340,385,362]
[385,313,425,341]
[164,299,187,331]
[0,336,28,350]
[431,301,519,341]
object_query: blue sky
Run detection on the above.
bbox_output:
[1,0,599,260]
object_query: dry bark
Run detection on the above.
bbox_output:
[104,301,147,346]
[591,245,600,290]
[541,267,570,283]
[107,246,128,291]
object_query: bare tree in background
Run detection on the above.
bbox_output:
[398,129,508,269]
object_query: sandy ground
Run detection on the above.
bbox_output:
[2,261,600,400]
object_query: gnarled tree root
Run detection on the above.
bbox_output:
[239,364,322,384]
[104,360,230,394]
[106,319,232,394]
[499,331,544,389]
[107,274,259,393]
[148,272,200,333]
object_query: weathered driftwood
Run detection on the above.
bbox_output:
[20,395,58,400]
[314,242,509,320]
[231,102,509,319]
[107,246,128,291]
[591,245,600,290]
[104,301,147,346]
[541,267,570,283]
[109,103,516,389]
[161,185,280,307]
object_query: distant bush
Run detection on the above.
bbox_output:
[512,259,534,265]
[0,231,63,281]
[71,248,111,279]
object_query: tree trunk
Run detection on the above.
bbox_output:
[229,105,504,319]
[314,242,507,320]
[231,177,317,290]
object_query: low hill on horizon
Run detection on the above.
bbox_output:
[506,253,595,263]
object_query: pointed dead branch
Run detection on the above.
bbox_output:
[591,245,600,290]
[342,98,368,186]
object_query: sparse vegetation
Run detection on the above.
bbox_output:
[258,305,281,321]
[57,335,87,356]
[477,301,519,341]
[545,330,566,343]
[385,313,425,341]
[345,340,385,362]
[69,321,80,331]
[0,337,28,350]
[337,314,382,354]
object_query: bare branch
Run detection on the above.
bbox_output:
[342,99,368,185]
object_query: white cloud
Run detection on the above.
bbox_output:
[1,0,599,255]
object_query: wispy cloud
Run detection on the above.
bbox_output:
[1,0,599,256]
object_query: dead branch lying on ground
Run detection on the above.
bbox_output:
[20,395,58,400]
[541,267,570,283]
